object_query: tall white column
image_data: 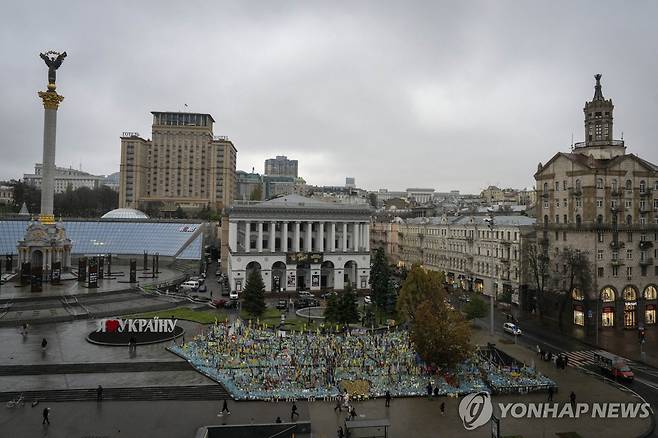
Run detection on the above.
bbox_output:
[244,221,251,252]
[342,222,348,251]
[38,89,64,223]
[353,222,360,252]
[257,222,263,252]
[365,223,370,251]
[282,221,289,253]
[229,221,238,251]
[294,221,300,252]
[306,221,313,252]
[318,222,325,252]
[269,221,276,252]
[330,222,336,252]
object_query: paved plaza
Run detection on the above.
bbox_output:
[0,317,653,437]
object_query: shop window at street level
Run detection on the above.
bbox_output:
[572,287,584,301]
[645,285,657,300]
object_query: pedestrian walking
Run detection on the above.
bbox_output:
[536,344,541,358]
[275,416,282,423]
[218,399,231,417]
[291,402,299,421]
[547,386,554,402]
[349,406,357,420]
[42,407,50,425]
[569,391,576,408]
[337,426,345,438]
[41,338,47,352]
[564,354,569,368]
[334,397,342,412]
[440,402,445,415]
[97,385,103,402]
[385,390,391,407]
[426,381,433,397]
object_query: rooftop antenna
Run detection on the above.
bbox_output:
[571,132,574,151]
[621,131,624,140]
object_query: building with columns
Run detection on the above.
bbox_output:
[226,194,372,293]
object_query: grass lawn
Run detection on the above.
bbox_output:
[240,307,322,331]
[555,433,584,438]
[127,306,227,324]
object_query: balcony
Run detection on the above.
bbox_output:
[610,259,624,267]
[640,189,653,197]
[610,206,621,214]
[610,240,625,250]
[611,189,622,197]
[639,241,654,250]
[640,258,654,266]
[569,188,583,196]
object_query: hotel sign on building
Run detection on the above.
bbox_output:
[226,194,372,293]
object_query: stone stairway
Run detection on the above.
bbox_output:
[0,360,193,376]
[0,384,230,402]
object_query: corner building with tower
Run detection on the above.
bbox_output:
[535,75,658,331]
[226,195,371,293]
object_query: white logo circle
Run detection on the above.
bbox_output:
[458,391,493,430]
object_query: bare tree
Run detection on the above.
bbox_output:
[524,240,551,319]
[554,247,593,329]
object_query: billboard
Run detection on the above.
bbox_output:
[286,252,323,265]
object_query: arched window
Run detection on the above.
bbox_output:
[626,215,632,225]
[640,180,646,193]
[626,179,632,191]
[601,287,616,302]
[597,215,603,224]
[611,179,618,192]
[572,288,584,301]
[596,178,604,189]
[576,214,582,226]
[623,286,637,301]
[575,179,581,191]
[543,182,548,193]
[645,285,657,300]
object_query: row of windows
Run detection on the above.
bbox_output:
[544,179,658,193]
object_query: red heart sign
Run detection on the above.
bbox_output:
[105,319,120,332]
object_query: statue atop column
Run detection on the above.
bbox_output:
[39,51,67,90]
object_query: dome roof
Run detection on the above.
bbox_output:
[101,208,149,220]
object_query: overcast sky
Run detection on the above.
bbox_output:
[1,1,657,193]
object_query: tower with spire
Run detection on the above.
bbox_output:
[574,74,625,159]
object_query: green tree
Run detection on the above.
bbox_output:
[249,185,263,201]
[324,293,340,323]
[242,270,266,317]
[338,284,360,325]
[174,206,187,219]
[368,193,378,208]
[463,297,487,320]
[412,294,472,369]
[396,265,445,323]
[369,248,396,318]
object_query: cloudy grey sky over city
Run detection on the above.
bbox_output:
[1,1,657,193]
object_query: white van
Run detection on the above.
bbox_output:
[229,290,239,300]
[180,280,200,292]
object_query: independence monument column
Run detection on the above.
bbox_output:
[16,51,72,288]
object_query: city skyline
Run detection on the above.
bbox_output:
[1,2,658,193]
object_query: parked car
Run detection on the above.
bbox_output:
[224,299,238,309]
[229,290,239,300]
[364,295,372,305]
[180,280,200,292]
[197,284,208,293]
[212,298,227,308]
[189,276,205,285]
[295,298,320,309]
[276,299,288,310]
[594,351,634,382]
[298,291,313,298]
[503,322,522,336]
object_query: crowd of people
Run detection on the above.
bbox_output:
[169,319,553,401]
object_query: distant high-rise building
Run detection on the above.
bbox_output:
[345,177,356,188]
[23,163,105,193]
[264,155,298,177]
[119,112,237,213]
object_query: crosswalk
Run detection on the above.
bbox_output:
[562,349,635,369]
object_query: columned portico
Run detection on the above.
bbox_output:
[227,195,372,294]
